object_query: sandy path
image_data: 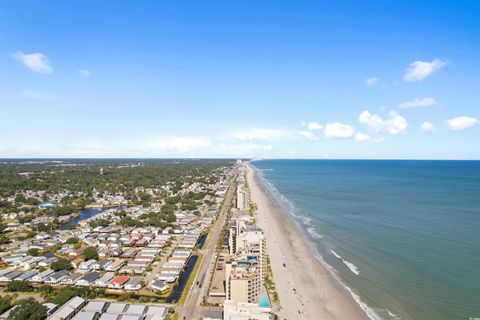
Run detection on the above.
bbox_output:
[247,164,370,320]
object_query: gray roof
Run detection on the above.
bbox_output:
[84,301,107,312]
[99,314,119,320]
[50,305,75,320]
[106,303,127,314]
[79,271,100,282]
[126,277,142,286]
[119,316,142,320]
[16,270,38,281]
[74,310,98,320]
[2,270,24,279]
[202,309,223,319]
[35,269,54,279]
[66,296,86,310]
[125,304,146,315]
[50,270,70,279]
[145,306,167,316]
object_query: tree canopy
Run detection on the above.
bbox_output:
[8,298,46,320]
[51,258,73,271]
[83,247,98,260]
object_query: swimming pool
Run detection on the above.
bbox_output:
[259,290,270,307]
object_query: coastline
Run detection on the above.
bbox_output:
[246,163,372,320]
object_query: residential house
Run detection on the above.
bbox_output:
[94,272,115,288]
[62,272,83,285]
[108,275,130,289]
[44,270,70,285]
[15,270,38,281]
[0,270,23,282]
[29,269,54,283]
[124,277,142,291]
[76,272,100,286]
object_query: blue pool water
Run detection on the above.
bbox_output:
[259,290,270,307]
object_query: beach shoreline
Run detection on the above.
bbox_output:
[246,163,372,320]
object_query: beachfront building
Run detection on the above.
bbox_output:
[229,216,267,280]
[235,166,249,211]
[225,254,264,304]
[225,215,267,305]
[223,300,273,320]
[236,187,248,211]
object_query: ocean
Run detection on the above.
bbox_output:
[252,160,480,320]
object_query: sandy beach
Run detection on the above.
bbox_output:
[247,164,371,320]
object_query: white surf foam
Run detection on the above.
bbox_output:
[252,163,382,320]
[307,227,323,239]
[385,309,403,319]
[330,250,360,275]
[343,260,360,275]
[300,215,312,226]
[330,249,342,259]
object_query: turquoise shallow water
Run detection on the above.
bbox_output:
[259,290,270,307]
[252,160,480,320]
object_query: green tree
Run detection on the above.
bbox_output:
[51,258,73,271]
[66,237,79,244]
[6,281,33,292]
[166,213,176,223]
[0,295,12,314]
[8,298,46,320]
[47,286,90,306]
[14,194,27,204]
[83,246,98,260]
[27,248,39,256]
[38,284,53,296]
[0,235,9,244]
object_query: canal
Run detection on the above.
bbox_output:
[197,233,207,249]
[59,207,120,230]
[165,255,199,303]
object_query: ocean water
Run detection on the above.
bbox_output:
[252,160,480,320]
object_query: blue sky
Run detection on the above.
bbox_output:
[1,1,479,159]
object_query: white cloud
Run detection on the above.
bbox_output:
[146,136,210,153]
[298,130,318,140]
[445,116,479,131]
[233,128,292,141]
[359,111,384,132]
[22,90,58,101]
[324,122,355,139]
[307,122,323,130]
[12,51,53,74]
[354,132,371,142]
[79,69,91,77]
[359,110,408,134]
[399,97,437,109]
[233,127,317,141]
[365,77,379,85]
[421,121,435,132]
[403,59,446,82]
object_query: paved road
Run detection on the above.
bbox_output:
[178,173,236,319]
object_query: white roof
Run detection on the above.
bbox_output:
[125,304,146,315]
[74,311,98,320]
[145,306,167,316]
[106,303,127,314]
[84,301,106,312]
[99,314,119,320]
[49,305,75,320]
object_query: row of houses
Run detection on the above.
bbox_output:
[47,297,168,320]
[157,232,200,283]
[0,266,143,291]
